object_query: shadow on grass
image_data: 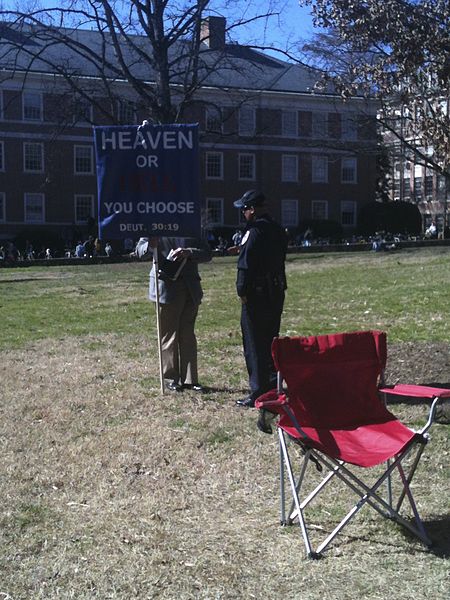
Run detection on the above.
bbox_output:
[307,515,450,558]
[425,517,450,558]
[195,386,249,395]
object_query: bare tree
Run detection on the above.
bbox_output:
[0,0,285,125]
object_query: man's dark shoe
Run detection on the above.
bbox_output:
[183,383,205,392]
[166,381,182,392]
[235,397,255,408]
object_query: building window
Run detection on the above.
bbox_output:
[424,175,433,196]
[74,145,93,174]
[73,97,93,124]
[282,155,298,182]
[239,106,255,136]
[24,143,44,172]
[341,157,357,183]
[75,195,94,225]
[414,177,423,199]
[341,201,356,226]
[281,199,298,228]
[341,113,358,140]
[238,153,255,180]
[118,100,136,124]
[206,106,222,133]
[0,192,5,222]
[206,197,223,226]
[312,155,328,183]
[23,92,42,121]
[282,110,298,137]
[206,152,223,179]
[0,141,4,171]
[312,112,328,138]
[24,193,45,223]
[312,200,328,220]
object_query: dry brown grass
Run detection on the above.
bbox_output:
[1,329,449,599]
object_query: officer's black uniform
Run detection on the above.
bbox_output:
[235,191,287,407]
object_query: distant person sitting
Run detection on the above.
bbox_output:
[216,236,227,256]
[124,237,134,254]
[75,241,84,258]
[302,227,313,247]
[83,236,95,258]
[94,238,102,256]
[425,222,437,238]
[105,242,113,257]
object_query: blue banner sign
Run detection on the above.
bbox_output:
[93,123,200,239]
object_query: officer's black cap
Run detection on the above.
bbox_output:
[233,189,266,209]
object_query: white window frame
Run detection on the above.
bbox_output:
[23,91,43,121]
[74,145,94,175]
[341,157,357,183]
[75,194,94,225]
[0,192,5,222]
[312,200,329,220]
[206,197,224,226]
[0,141,4,171]
[282,110,298,138]
[206,106,223,133]
[312,155,328,183]
[312,112,328,138]
[282,154,298,182]
[239,106,255,136]
[24,142,44,172]
[341,200,357,227]
[205,152,223,179]
[281,198,299,228]
[238,153,255,180]
[24,193,45,223]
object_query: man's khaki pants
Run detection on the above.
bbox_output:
[159,285,199,386]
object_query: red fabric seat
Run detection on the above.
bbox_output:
[256,331,417,466]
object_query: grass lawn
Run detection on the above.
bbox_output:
[0,247,449,599]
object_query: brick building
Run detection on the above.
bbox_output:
[382,98,450,233]
[0,17,378,250]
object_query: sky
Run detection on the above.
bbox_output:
[229,1,317,50]
[1,0,319,53]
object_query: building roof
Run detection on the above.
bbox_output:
[0,20,329,96]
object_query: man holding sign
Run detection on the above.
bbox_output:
[136,236,211,391]
[94,122,206,393]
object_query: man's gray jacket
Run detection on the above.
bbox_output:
[135,237,211,305]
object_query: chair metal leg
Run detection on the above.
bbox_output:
[279,429,315,557]
[279,434,433,556]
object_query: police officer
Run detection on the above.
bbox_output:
[232,190,287,407]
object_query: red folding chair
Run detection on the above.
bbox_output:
[255,330,449,558]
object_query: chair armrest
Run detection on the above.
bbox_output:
[380,384,450,399]
[380,384,450,432]
[255,390,288,411]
